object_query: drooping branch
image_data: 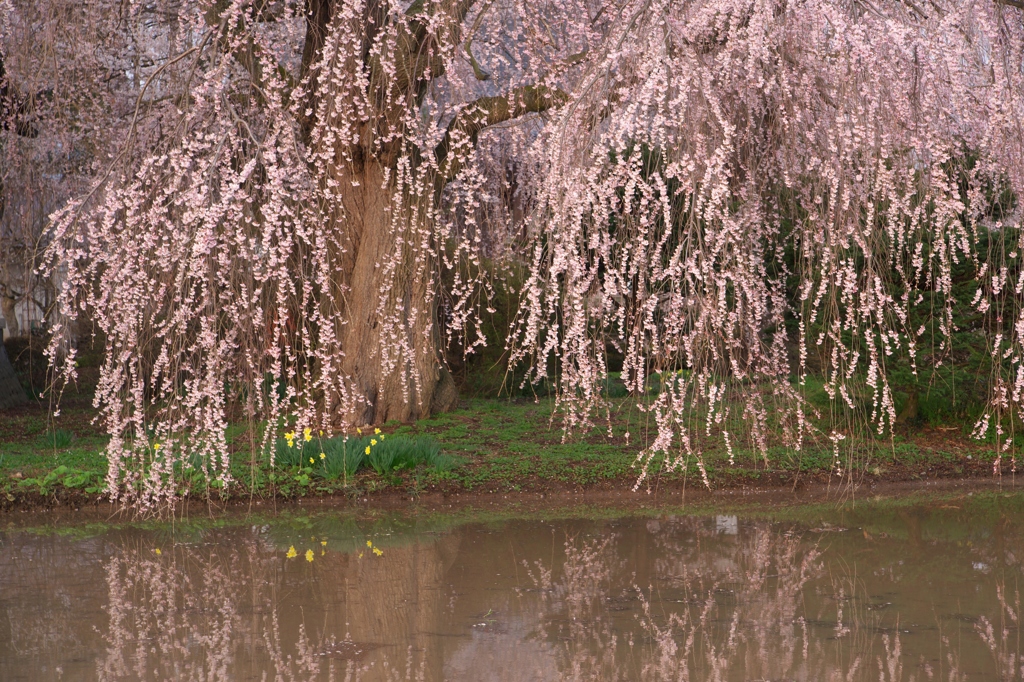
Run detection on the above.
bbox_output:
[298,0,336,141]
[0,53,39,139]
[204,0,299,105]
[232,39,299,98]
[383,0,479,108]
[0,51,10,130]
[1,51,41,225]
[434,84,569,186]
[302,0,479,161]
[0,52,7,224]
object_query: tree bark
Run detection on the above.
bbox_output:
[224,0,564,425]
[0,341,28,409]
[335,161,455,425]
[1,293,18,338]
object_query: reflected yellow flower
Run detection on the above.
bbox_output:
[154,548,161,555]
[366,540,373,547]
[286,546,297,558]
[321,540,327,546]
[305,549,314,562]
[372,547,383,556]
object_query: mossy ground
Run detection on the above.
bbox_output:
[0,388,1008,510]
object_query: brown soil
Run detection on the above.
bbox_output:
[1,448,1019,517]
[1,476,1019,528]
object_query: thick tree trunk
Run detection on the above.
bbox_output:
[0,293,18,338]
[0,341,27,409]
[335,161,457,425]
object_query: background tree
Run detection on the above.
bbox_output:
[0,31,36,338]
[1,0,171,342]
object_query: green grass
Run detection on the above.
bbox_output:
[0,432,109,499]
[0,439,108,475]
[0,389,1004,505]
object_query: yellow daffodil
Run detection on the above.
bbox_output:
[365,446,371,455]
[372,547,383,556]
[153,443,161,451]
[374,428,381,435]
[358,552,364,558]
[154,548,161,555]
[303,427,312,442]
[319,452,326,460]
[286,545,297,558]
[366,540,373,547]
[356,427,362,435]
[319,430,323,436]
[370,439,377,446]
[305,549,314,562]
[320,540,327,546]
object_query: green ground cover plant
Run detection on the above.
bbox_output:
[0,336,1008,507]
[0,388,1003,508]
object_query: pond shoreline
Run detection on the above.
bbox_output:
[1,467,1018,519]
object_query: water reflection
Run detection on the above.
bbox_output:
[0,496,1021,681]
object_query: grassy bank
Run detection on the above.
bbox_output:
[0,388,1006,511]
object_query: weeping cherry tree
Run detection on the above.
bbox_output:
[44,0,1024,506]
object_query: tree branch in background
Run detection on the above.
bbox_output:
[464,0,495,81]
[205,0,299,105]
[0,53,39,139]
[396,0,479,105]
[1,51,42,226]
[434,85,568,185]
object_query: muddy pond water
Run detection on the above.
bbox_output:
[1,489,1022,681]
